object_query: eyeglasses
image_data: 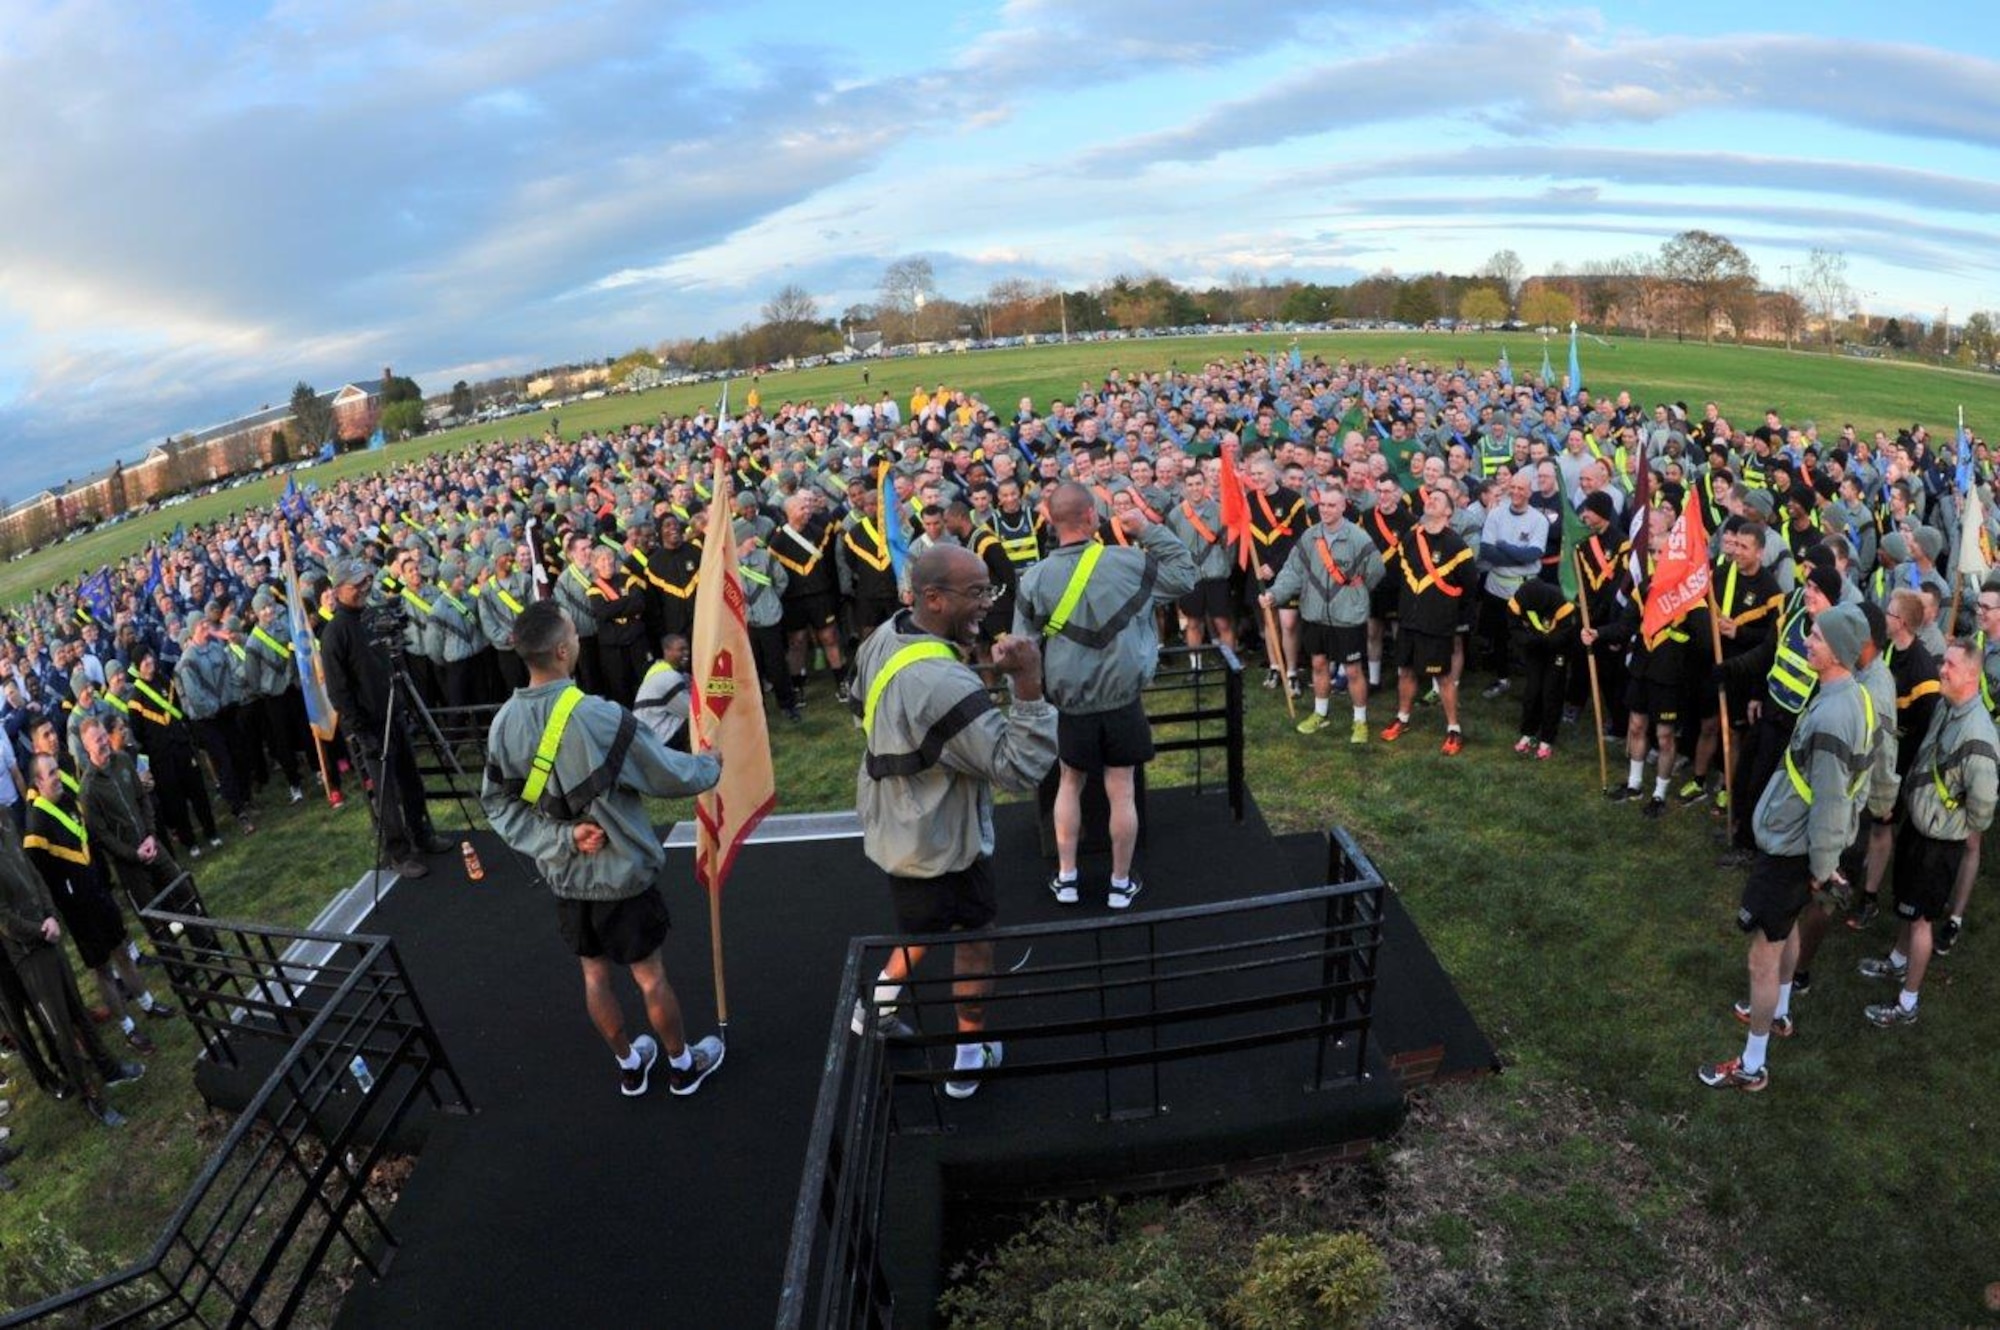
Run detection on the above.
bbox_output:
[942,583,1002,607]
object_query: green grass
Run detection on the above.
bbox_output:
[9,335,2000,1321]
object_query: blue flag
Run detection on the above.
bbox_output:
[878,462,910,586]
[1957,423,1974,493]
[280,477,307,521]
[1567,327,1584,404]
[1289,344,1302,374]
[1498,348,1513,387]
[79,568,114,624]
[141,551,163,602]
[317,439,336,462]
[170,521,185,548]
[1540,343,1554,386]
[367,426,385,451]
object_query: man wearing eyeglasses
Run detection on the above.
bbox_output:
[849,546,1057,1099]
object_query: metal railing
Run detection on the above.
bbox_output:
[1140,642,1245,820]
[778,827,1385,1330]
[2,898,474,1328]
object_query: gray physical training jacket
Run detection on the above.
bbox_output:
[481,680,719,900]
[852,613,1056,879]
[1013,525,1196,714]
[1265,519,1385,626]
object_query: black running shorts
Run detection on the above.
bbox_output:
[1737,851,1810,943]
[1057,699,1155,773]
[888,856,998,934]
[1892,824,1962,923]
[557,885,672,964]
[1300,621,1366,666]
[1394,628,1453,677]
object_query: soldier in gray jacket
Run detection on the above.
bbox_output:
[1857,636,1999,1027]
[175,618,254,830]
[478,545,533,693]
[1261,483,1385,743]
[481,600,724,1099]
[242,592,307,804]
[1165,469,1234,651]
[1701,603,1876,1093]
[1015,483,1196,911]
[850,545,1056,1098]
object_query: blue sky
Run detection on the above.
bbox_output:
[1,0,1996,493]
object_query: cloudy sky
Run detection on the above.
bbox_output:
[2,0,1996,493]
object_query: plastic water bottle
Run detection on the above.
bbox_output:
[349,1055,375,1094]
[461,841,485,882]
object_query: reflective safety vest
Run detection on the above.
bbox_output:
[252,626,293,661]
[862,641,957,738]
[1767,592,1817,715]
[1783,687,1875,804]
[996,513,1040,567]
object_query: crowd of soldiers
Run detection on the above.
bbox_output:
[0,346,1993,1160]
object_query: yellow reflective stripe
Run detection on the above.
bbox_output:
[1043,543,1105,638]
[521,686,586,805]
[863,641,958,738]
[740,567,772,586]
[29,796,88,860]
[60,771,79,795]
[496,588,524,614]
[252,626,293,660]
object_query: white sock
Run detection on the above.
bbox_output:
[1353,706,1368,723]
[1367,659,1381,685]
[1774,983,1792,1021]
[1741,1031,1769,1074]
[1111,876,1131,891]
[871,976,902,1008]
[138,991,156,1012]
[668,1046,693,1071]
[954,1043,986,1070]
[1899,988,1918,1011]
[1889,948,1908,968]
[1396,712,1410,724]
[617,1044,642,1069]
[128,940,141,963]
[120,1015,136,1034]
[1653,775,1670,799]
[1314,696,1329,717]
[1628,759,1644,789]
[1057,869,1077,884]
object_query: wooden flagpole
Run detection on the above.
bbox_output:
[1574,549,1609,790]
[1705,588,1733,805]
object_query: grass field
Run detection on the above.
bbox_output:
[6,336,2000,1323]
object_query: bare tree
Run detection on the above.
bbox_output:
[1482,249,1527,307]
[1798,248,1853,350]
[878,258,938,345]
[760,283,823,361]
[1658,230,1758,343]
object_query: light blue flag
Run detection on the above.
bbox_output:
[1498,348,1513,387]
[878,462,910,585]
[1539,344,1554,386]
[1289,344,1302,374]
[367,426,385,451]
[1567,327,1584,404]
[1958,423,1974,493]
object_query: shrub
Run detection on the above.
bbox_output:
[1226,1231,1387,1330]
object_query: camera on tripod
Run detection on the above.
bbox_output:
[369,573,412,655]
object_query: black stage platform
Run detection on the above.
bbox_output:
[333,790,1494,1329]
